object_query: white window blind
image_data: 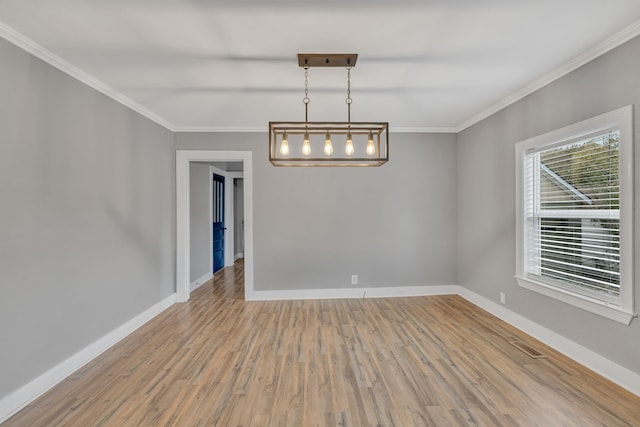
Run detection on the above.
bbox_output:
[524,132,620,303]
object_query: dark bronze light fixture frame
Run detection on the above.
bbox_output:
[269,121,389,167]
[269,54,389,167]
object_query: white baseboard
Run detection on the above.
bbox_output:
[190,272,213,292]
[0,294,176,424]
[456,286,640,397]
[234,252,244,261]
[2,284,638,424]
[246,284,458,301]
[250,284,640,397]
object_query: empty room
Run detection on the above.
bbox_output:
[1,1,640,426]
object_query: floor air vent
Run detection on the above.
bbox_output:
[509,340,547,359]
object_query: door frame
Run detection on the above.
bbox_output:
[176,150,253,302]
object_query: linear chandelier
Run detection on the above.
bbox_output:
[269,53,389,167]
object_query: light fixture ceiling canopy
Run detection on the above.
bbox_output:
[297,53,358,68]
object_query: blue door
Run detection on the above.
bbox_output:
[213,174,225,273]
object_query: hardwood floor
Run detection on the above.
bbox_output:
[4,260,640,426]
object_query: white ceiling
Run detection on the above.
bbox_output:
[1,1,640,132]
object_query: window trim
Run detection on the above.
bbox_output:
[515,105,636,325]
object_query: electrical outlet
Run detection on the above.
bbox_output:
[351,274,358,285]
[500,292,506,304]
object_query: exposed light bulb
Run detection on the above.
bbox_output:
[366,133,375,156]
[324,132,333,156]
[280,133,289,156]
[302,133,311,156]
[345,133,354,156]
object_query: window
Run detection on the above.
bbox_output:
[515,106,635,324]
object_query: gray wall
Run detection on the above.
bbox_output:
[0,38,175,399]
[175,132,458,291]
[189,162,211,282]
[234,178,244,257]
[457,35,640,374]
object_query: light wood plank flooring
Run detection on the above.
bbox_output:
[4,260,640,426]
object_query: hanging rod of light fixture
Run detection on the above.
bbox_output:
[269,53,389,167]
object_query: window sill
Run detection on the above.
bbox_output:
[515,275,636,325]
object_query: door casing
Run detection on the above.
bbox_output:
[176,150,253,302]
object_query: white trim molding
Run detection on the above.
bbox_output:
[514,105,635,324]
[247,285,458,301]
[0,21,174,131]
[0,294,176,424]
[247,283,640,397]
[176,150,254,303]
[190,272,213,292]
[172,126,459,134]
[3,15,639,135]
[457,287,640,397]
[456,19,640,132]
[515,275,636,325]
[1,285,638,423]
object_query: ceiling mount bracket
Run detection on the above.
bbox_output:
[297,53,358,68]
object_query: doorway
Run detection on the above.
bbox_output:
[176,150,254,302]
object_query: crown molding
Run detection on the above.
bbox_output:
[2,15,639,135]
[456,19,640,132]
[0,20,175,131]
[173,125,458,134]
[391,126,457,134]
[173,126,267,133]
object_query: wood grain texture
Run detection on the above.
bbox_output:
[4,260,639,426]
